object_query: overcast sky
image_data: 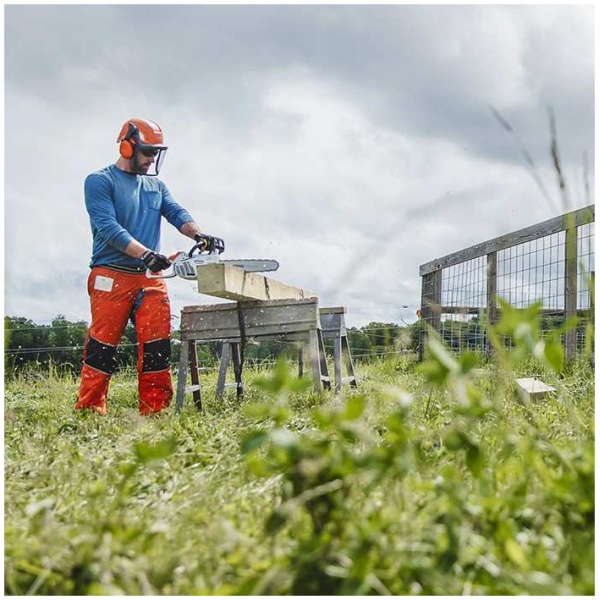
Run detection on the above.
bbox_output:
[4,3,595,329]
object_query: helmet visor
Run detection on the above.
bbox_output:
[134,145,168,176]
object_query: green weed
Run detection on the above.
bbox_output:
[4,308,594,595]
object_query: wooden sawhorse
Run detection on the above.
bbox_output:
[300,306,357,392]
[175,298,331,412]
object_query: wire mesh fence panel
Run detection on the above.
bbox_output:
[440,256,487,353]
[419,205,595,359]
[576,222,595,352]
[577,222,595,311]
[497,232,564,311]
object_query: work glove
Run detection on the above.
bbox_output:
[194,233,225,254]
[141,251,171,272]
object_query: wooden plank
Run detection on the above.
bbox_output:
[439,306,483,315]
[515,377,556,401]
[319,306,346,314]
[437,306,590,317]
[419,205,594,275]
[319,309,346,337]
[197,263,317,302]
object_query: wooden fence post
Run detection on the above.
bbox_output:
[419,269,442,360]
[564,223,578,361]
[486,251,498,356]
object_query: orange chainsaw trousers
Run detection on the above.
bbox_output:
[76,266,173,415]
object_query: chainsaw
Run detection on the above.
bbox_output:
[146,239,279,280]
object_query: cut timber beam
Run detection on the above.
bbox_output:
[196,263,317,302]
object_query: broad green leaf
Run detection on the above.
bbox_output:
[134,436,177,463]
[242,402,272,419]
[343,396,366,421]
[504,537,530,569]
[459,351,480,374]
[543,340,564,373]
[466,444,484,477]
[443,429,465,451]
[240,430,269,455]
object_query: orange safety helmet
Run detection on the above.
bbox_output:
[117,118,168,176]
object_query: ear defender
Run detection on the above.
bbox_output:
[118,122,138,159]
[119,139,134,158]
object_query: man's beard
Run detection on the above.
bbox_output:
[132,152,152,175]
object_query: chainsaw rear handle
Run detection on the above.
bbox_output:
[145,251,186,279]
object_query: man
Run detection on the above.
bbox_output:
[76,117,221,416]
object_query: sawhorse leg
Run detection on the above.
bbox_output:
[298,333,331,392]
[332,335,343,393]
[175,338,189,413]
[189,341,203,410]
[175,340,203,413]
[341,335,358,388]
[307,329,331,392]
[329,334,358,392]
[216,342,244,399]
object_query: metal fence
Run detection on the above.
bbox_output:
[418,205,595,360]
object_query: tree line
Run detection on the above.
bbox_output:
[4,315,421,377]
[8,310,585,377]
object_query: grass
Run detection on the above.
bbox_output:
[4,341,595,595]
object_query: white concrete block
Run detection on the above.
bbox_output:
[514,377,556,401]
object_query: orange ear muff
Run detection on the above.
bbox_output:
[119,122,139,159]
[119,139,134,159]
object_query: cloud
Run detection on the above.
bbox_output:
[4,4,594,329]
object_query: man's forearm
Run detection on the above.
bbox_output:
[123,221,201,260]
[180,221,203,240]
[124,239,150,259]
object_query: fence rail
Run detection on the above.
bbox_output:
[419,205,595,360]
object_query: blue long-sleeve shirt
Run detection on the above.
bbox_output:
[85,164,194,269]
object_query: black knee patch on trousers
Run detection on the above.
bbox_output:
[142,338,171,373]
[84,336,118,375]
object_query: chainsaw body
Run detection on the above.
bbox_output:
[146,242,279,280]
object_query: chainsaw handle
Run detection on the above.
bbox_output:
[145,267,176,279]
[189,236,225,257]
[188,242,203,258]
[145,251,183,279]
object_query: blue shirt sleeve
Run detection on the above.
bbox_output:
[85,172,133,252]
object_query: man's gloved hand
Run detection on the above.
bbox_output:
[194,233,225,254]
[141,250,171,273]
